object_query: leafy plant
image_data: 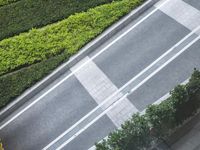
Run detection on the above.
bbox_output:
[0,0,143,76]
[96,114,153,150]
[0,0,20,7]
[0,140,3,150]
[0,0,113,40]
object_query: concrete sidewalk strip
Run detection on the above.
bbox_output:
[157,0,200,34]
[71,57,138,127]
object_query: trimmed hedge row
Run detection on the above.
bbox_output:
[0,54,67,108]
[0,140,3,150]
[0,0,144,109]
[0,0,114,40]
[0,0,143,76]
[96,69,200,150]
[0,0,20,7]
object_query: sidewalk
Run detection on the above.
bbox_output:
[154,112,200,150]
[171,115,200,150]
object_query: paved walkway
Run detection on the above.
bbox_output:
[171,114,200,150]
[157,0,200,35]
[71,56,138,128]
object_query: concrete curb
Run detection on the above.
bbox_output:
[0,0,160,122]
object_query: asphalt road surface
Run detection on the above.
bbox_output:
[0,0,200,150]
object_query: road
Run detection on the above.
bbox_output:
[0,0,200,149]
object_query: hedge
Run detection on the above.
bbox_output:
[0,0,114,40]
[0,0,20,7]
[0,143,3,150]
[0,0,144,109]
[0,0,143,76]
[0,54,67,108]
[0,139,3,150]
[96,69,200,150]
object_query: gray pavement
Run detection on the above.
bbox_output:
[171,115,200,150]
[0,76,98,150]
[0,0,200,150]
[93,10,189,87]
[183,0,200,11]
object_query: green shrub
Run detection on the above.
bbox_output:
[0,53,67,109]
[0,0,114,40]
[96,114,153,150]
[146,98,176,138]
[0,139,3,150]
[96,69,200,150]
[0,143,3,150]
[0,0,143,76]
[0,0,20,7]
[0,0,144,108]
[147,70,200,138]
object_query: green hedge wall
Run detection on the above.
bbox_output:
[0,53,68,109]
[96,69,200,150]
[0,0,114,40]
[0,0,143,76]
[0,0,144,109]
[0,0,20,7]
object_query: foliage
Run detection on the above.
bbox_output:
[96,69,200,150]
[0,0,144,108]
[0,0,19,7]
[0,0,113,40]
[146,99,176,138]
[0,53,67,109]
[96,114,153,150]
[0,0,143,76]
[0,140,3,150]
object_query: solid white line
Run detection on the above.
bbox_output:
[56,93,130,150]
[141,78,189,114]
[0,0,171,131]
[56,34,200,150]
[42,24,200,150]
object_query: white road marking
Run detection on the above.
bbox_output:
[158,0,200,34]
[71,57,138,128]
[0,0,171,130]
[43,25,200,150]
[56,33,200,150]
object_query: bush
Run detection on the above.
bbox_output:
[0,0,114,40]
[146,98,176,138]
[0,53,67,109]
[96,69,200,149]
[0,0,20,7]
[147,70,200,139]
[0,0,144,108]
[0,140,3,150]
[96,114,153,150]
[0,0,143,76]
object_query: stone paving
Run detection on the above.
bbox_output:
[157,0,200,35]
[71,56,138,128]
[171,117,200,150]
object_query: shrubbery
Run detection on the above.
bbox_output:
[0,0,143,76]
[96,69,200,150]
[0,0,19,7]
[0,140,3,150]
[0,0,144,108]
[0,0,113,40]
[0,54,67,109]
